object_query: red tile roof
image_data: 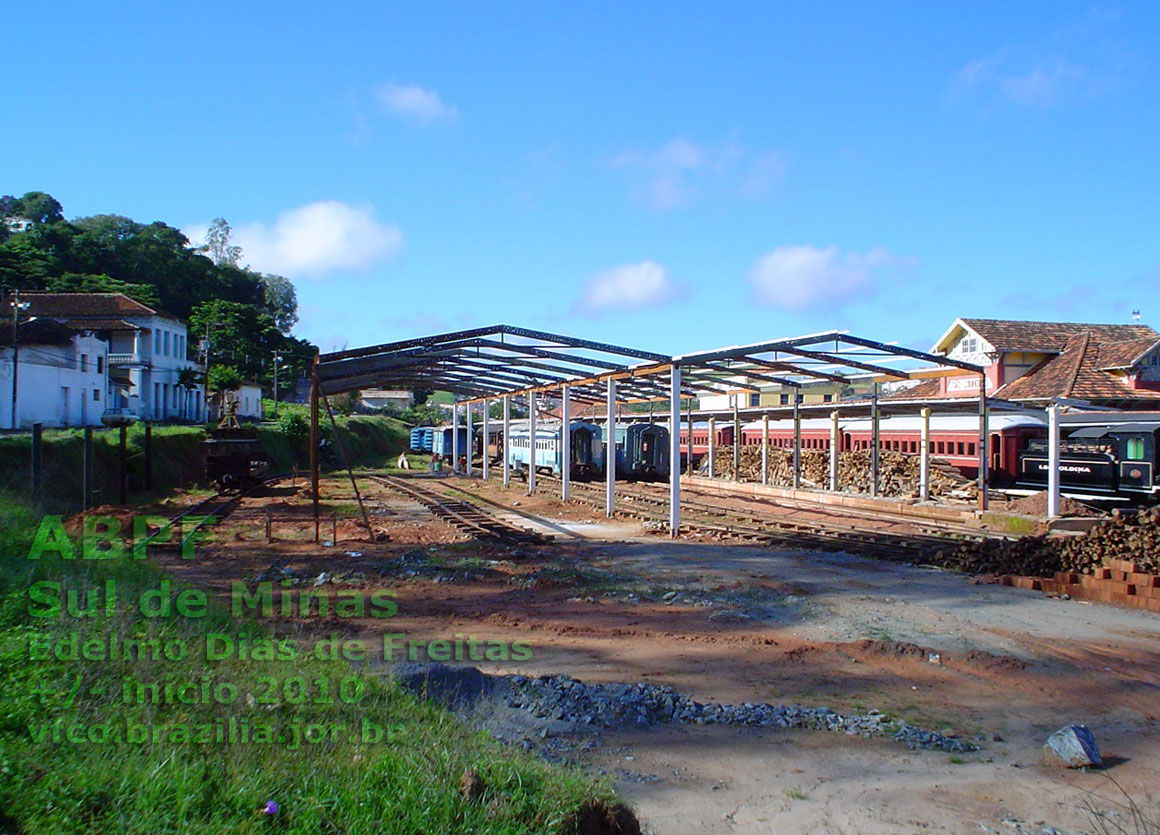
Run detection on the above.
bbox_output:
[998,333,1160,403]
[961,318,1157,353]
[61,318,148,332]
[1096,338,1160,370]
[11,292,158,317]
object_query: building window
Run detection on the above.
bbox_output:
[154,331,161,352]
[93,389,100,402]
[79,354,88,372]
[749,393,760,407]
[779,394,789,405]
[961,337,978,354]
[97,356,104,375]
[823,394,832,403]
[163,331,170,356]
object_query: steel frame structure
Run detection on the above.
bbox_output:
[308,325,988,541]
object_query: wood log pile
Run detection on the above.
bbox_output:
[933,506,1160,577]
[697,446,976,500]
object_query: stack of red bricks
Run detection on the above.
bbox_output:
[1001,559,1160,612]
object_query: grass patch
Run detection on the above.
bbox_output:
[0,492,620,833]
[784,786,808,800]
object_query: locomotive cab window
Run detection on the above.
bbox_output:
[1126,437,1145,461]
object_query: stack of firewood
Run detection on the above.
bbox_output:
[697,447,976,499]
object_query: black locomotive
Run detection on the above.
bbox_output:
[1016,421,1160,501]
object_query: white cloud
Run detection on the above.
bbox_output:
[953,53,1086,107]
[574,260,681,315]
[951,12,1130,108]
[373,81,458,125]
[612,137,782,210]
[747,245,911,311]
[187,201,403,278]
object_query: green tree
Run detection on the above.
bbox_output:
[207,365,242,393]
[11,191,64,224]
[260,273,298,333]
[200,217,242,267]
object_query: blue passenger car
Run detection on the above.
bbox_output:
[507,421,603,479]
[613,422,670,480]
[432,426,470,460]
[409,426,435,452]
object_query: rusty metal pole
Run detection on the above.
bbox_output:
[309,357,320,543]
[321,391,372,537]
[920,406,931,502]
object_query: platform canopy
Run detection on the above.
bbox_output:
[315,325,984,404]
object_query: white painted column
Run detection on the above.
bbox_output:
[482,399,490,481]
[708,417,716,479]
[1047,403,1060,517]
[561,384,571,502]
[829,410,839,491]
[451,402,460,474]
[669,365,681,537]
[465,401,473,477]
[761,413,769,485]
[792,397,801,490]
[919,406,931,502]
[605,378,616,517]
[528,394,537,495]
[978,376,989,511]
[502,396,511,488]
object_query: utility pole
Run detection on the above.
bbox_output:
[271,351,283,419]
[10,291,31,430]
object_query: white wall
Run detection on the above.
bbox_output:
[0,334,109,429]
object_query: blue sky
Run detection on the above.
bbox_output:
[5,2,1158,355]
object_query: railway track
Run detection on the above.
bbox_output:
[368,474,549,545]
[136,477,284,552]
[524,474,990,563]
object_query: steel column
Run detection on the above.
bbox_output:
[452,401,460,474]
[669,365,681,537]
[977,374,988,511]
[605,379,615,517]
[829,410,839,491]
[1047,403,1060,517]
[792,397,801,490]
[482,399,490,481]
[686,397,694,476]
[919,406,931,502]
[761,413,769,485]
[870,383,880,498]
[561,384,571,502]
[732,402,740,482]
[502,395,511,487]
[528,394,537,495]
[465,401,472,477]
[708,417,716,478]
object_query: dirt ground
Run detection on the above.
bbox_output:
[156,474,1160,835]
